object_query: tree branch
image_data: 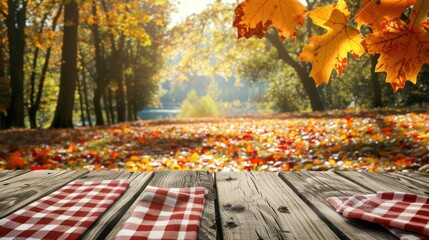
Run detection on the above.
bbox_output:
[265,30,305,73]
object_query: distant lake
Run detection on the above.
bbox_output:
[138,108,180,120]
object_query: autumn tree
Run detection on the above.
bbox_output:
[51,0,79,128]
[80,0,171,125]
[163,2,266,95]
[2,0,27,128]
[233,0,429,107]
[0,21,8,128]
[27,1,63,128]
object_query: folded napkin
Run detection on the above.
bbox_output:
[0,179,129,240]
[327,192,429,240]
[115,186,207,240]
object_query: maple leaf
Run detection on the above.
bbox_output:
[364,0,429,92]
[233,0,307,40]
[355,0,416,30]
[6,152,27,170]
[298,0,365,86]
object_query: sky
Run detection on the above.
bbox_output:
[170,0,237,25]
[169,0,307,25]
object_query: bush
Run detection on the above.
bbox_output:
[178,90,221,118]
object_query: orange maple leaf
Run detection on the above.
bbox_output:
[355,0,416,30]
[233,0,307,40]
[298,0,365,86]
[364,0,429,92]
[6,152,27,170]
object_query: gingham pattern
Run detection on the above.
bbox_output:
[115,186,207,240]
[327,192,429,240]
[0,179,129,240]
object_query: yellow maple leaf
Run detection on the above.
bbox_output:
[355,0,416,30]
[298,0,365,86]
[233,0,307,40]
[364,0,429,92]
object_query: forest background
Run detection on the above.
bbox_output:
[0,0,428,172]
[1,0,428,130]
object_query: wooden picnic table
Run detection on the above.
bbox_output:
[0,170,428,239]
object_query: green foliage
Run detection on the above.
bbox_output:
[162,1,266,85]
[207,80,221,101]
[238,47,310,112]
[195,95,220,117]
[382,64,429,108]
[178,89,221,118]
[38,73,60,128]
[319,55,373,109]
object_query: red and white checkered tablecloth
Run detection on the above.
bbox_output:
[327,192,429,240]
[0,179,129,240]
[115,186,207,240]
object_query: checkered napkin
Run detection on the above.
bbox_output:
[115,186,207,240]
[0,179,129,240]
[327,192,429,240]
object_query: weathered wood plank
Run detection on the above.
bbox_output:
[216,172,339,240]
[400,172,429,184]
[0,170,13,178]
[0,170,30,182]
[80,170,153,240]
[104,170,216,240]
[279,171,397,240]
[0,170,87,218]
[337,172,429,196]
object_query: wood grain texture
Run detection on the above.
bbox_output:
[81,170,153,240]
[104,170,216,240]
[279,171,397,240]
[216,172,339,240]
[0,170,86,218]
[337,172,429,196]
[400,172,429,184]
[0,170,29,182]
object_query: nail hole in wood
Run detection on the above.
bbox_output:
[226,176,236,181]
[224,221,239,229]
[278,206,290,213]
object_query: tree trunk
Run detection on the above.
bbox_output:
[94,87,104,125]
[102,93,110,125]
[29,46,41,128]
[126,76,134,121]
[0,29,8,129]
[6,0,27,128]
[28,12,48,128]
[51,0,79,128]
[77,70,86,126]
[297,70,325,111]
[107,88,115,124]
[370,54,383,108]
[266,31,324,112]
[116,78,126,122]
[110,35,125,122]
[80,54,92,127]
[91,0,107,126]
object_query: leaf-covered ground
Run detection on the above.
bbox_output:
[1,110,429,173]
